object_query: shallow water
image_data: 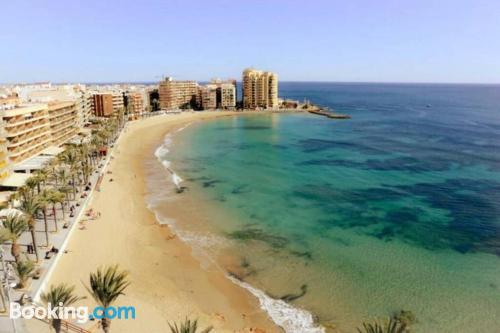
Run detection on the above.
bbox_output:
[154,83,500,332]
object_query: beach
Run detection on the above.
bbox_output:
[144,83,500,333]
[26,111,281,333]
[21,83,500,333]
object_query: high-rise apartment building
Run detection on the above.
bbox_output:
[243,68,278,109]
[219,83,236,109]
[47,101,78,146]
[92,94,114,117]
[208,79,236,109]
[92,92,123,117]
[126,92,144,115]
[2,104,52,163]
[199,84,217,110]
[76,90,92,128]
[14,83,92,128]
[0,116,10,183]
[159,77,199,109]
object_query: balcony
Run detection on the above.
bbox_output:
[9,137,52,158]
[50,114,76,127]
[7,129,51,148]
[4,114,48,128]
[5,122,50,137]
[48,108,76,119]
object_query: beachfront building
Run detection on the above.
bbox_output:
[0,113,11,183]
[159,77,199,109]
[2,104,52,163]
[92,92,124,117]
[199,84,217,110]
[243,68,278,109]
[0,132,10,183]
[126,91,144,116]
[219,83,236,109]
[76,90,93,128]
[92,93,113,117]
[208,79,236,109]
[14,83,92,128]
[47,101,78,146]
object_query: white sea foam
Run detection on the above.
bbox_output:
[154,132,180,182]
[228,276,325,333]
[172,172,183,190]
[175,123,192,133]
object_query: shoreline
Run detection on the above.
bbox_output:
[27,111,282,333]
[147,116,327,333]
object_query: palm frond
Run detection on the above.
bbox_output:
[41,283,85,307]
[86,265,130,308]
[14,260,35,288]
[1,214,28,241]
[168,318,213,333]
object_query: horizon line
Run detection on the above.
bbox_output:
[1,80,499,86]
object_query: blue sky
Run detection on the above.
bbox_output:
[1,0,499,83]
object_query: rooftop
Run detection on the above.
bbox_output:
[2,103,48,117]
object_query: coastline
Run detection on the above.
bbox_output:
[26,111,282,333]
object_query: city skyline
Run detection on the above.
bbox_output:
[1,0,500,84]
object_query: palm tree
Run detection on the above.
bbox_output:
[357,318,409,333]
[19,194,41,262]
[0,232,9,312]
[48,190,66,230]
[57,168,70,188]
[57,168,72,202]
[81,162,93,185]
[168,319,213,333]
[59,148,80,199]
[47,159,60,186]
[35,168,50,188]
[38,189,52,246]
[1,214,28,263]
[13,260,35,289]
[57,185,72,212]
[24,177,40,195]
[41,284,85,333]
[86,265,130,333]
[78,144,91,166]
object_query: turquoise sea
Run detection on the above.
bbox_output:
[152,83,500,332]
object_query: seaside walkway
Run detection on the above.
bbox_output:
[0,123,128,332]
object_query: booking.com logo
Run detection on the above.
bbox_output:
[10,303,136,323]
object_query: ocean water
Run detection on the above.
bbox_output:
[153,83,500,332]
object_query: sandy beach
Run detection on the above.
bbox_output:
[26,111,281,333]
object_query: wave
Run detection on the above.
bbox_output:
[154,137,172,168]
[228,276,325,333]
[154,124,192,183]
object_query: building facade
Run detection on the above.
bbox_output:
[91,92,123,117]
[126,92,144,116]
[199,84,217,110]
[0,115,10,182]
[92,94,114,117]
[2,104,52,163]
[159,78,199,109]
[219,83,236,109]
[207,79,236,109]
[243,68,278,109]
[76,90,93,128]
[47,101,78,146]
